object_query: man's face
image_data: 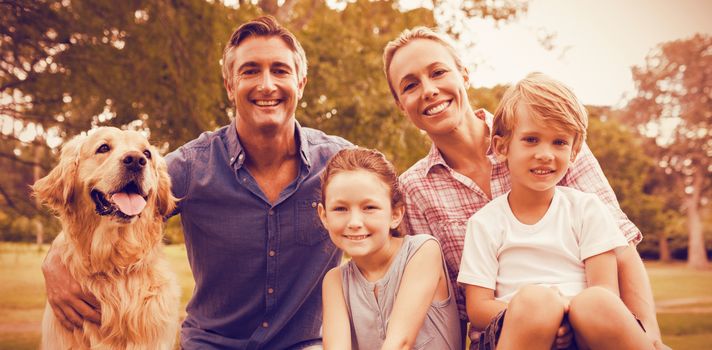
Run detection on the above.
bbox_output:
[224,36,306,135]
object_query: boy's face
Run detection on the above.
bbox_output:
[493,105,576,197]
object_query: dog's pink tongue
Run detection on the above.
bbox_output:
[111,193,147,216]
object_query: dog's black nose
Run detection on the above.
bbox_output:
[122,151,147,172]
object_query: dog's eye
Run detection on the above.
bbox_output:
[143,150,152,159]
[96,144,110,154]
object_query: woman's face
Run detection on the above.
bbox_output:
[387,39,471,137]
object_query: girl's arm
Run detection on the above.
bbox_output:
[322,268,352,350]
[584,250,619,295]
[381,240,443,350]
[464,284,507,331]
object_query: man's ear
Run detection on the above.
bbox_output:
[297,76,307,100]
[492,135,508,162]
[224,78,234,102]
[32,134,85,212]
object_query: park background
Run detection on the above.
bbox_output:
[1,0,710,348]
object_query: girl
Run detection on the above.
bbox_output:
[318,148,461,350]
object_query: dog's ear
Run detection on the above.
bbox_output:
[32,134,85,212]
[154,150,177,218]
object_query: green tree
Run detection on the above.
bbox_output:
[626,34,711,269]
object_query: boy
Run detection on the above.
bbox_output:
[457,73,653,350]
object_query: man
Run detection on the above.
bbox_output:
[41,16,350,349]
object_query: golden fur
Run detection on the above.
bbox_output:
[33,127,180,350]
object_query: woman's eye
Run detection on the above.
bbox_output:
[143,150,152,159]
[402,82,417,93]
[96,144,110,154]
[432,69,446,77]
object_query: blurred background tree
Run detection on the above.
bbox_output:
[1,0,707,264]
[625,34,712,269]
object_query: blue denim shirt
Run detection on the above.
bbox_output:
[166,121,350,349]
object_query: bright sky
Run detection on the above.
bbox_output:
[458,0,712,107]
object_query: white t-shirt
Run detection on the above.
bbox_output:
[457,186,628,302]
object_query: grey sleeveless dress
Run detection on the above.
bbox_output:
[340,234,462,350]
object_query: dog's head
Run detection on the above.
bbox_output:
[33,127,175,225]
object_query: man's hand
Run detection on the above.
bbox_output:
[42,246,101,330]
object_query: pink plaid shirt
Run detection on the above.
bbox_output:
[399,109,642,345]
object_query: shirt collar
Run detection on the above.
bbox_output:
[422,108,494,176]
[226,119,311,169]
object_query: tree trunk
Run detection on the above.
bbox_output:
[659,232,671,262]
[686,169,708,269]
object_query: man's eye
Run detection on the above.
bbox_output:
[143,150,152,159]
[96,144,110,154]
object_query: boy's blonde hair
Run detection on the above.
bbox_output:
[382,27,465,101]
[493,72,588,157]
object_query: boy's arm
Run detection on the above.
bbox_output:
[464,285,507,331]
[583,250,619,295]
[566,144,664,344]
[322,268,352,350]
[382,240,443,350]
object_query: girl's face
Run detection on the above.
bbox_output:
[318,170,404,260]
[387,39,471,137]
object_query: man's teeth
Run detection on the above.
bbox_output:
[345,235,369,241]
[531,169,554,175]
[424,101,450,115]
[255,100,279,106]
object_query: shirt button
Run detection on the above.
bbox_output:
[238,154,245,161]
[230,157,234,162]
[262,322,269,328]
[267,288,274,294]
[269,250,276,257]
[311,201,317,208]
[268,210,274,216]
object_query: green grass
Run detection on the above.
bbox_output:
[1,243,711,349]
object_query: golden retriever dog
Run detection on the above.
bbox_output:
[33,127,180,349]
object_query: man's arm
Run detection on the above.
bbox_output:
[42,239,101,330]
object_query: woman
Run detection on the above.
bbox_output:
[382,27,666,350]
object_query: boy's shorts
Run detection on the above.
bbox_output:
[477,310,646,350]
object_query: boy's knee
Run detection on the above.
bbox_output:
[569,286,621,326]
[508,285,564,319]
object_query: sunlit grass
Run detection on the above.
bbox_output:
[1,243,710,349]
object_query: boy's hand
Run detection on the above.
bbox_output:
[553,317,573,349]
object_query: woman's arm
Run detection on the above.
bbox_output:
[464,284,507,331]
[322,268,352,350]
[381,240,443,350]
